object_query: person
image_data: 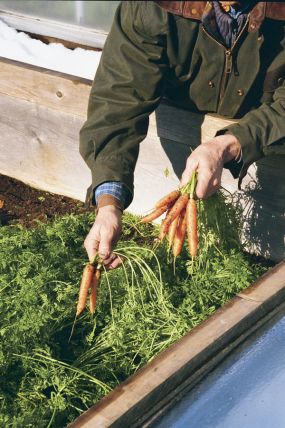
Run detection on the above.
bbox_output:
[79,1,285,267]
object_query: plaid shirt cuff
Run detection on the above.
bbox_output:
[94,181,130,208]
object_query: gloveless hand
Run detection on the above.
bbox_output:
[180,134,241,198]
[84,205,123,269]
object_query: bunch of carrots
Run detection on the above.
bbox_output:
[76,257,102,317]
[141,172,198,258]
[75,173,198,318]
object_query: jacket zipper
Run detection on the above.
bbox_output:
[202,14,250,109]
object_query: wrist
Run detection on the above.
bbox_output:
[97,205,123,216]
[96,194,124,213]
[211,135,241,164]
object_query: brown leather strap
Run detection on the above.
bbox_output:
[96,195,124,212]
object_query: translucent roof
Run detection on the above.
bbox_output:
[0,1,119,33]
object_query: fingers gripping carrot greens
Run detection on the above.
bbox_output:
[140,171,198,259]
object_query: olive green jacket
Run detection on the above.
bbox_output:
[80,1,285,205]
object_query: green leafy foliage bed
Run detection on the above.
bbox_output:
[0,193,267,427]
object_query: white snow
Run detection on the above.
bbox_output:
[0,19,101,80]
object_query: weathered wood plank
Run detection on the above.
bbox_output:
[0,58,91,117]
[0,93,91,201]
[0,59,283,261]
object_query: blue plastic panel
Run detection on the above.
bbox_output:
[154,310,285,428]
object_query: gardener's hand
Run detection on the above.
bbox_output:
[84,205,123,269]
[180,134,241,198]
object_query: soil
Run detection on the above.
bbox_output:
[0,174,277,268]
[0,174,92,227]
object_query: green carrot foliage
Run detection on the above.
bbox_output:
[0,192,269,427]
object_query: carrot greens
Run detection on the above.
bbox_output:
[0,193,270,427]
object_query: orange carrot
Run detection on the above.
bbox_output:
[167,214,180,248]
[140,204,169,223]
[89,269,101,314]
[155,190,180,209]
[172,209,187,257]
[76,263,95,316]
[186,198,198,257]
[159,193,189,240]
[159,203,176,241]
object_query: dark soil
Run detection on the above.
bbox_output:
[0,174,92,228]
[0,174,277,269]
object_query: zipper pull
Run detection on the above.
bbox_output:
[225,50,232,74]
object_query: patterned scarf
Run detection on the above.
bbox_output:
[202,1,256,48]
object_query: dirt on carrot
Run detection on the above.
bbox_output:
[155,190,180,209]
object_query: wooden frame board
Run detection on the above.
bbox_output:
[0,57,236,205]
[0,58,91,117]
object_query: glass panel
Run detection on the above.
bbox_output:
[0,0,119,33]
[154,309,285,428]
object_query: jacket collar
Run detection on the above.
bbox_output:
[154,2,285,32]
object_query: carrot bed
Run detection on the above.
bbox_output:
[0,192,269,427]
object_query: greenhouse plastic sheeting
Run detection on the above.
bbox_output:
[154,309,285,428]
[0,1,119,33]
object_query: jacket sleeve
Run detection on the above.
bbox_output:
[227,81,285,182]
[79,1,168,206]
[218,39,285,186]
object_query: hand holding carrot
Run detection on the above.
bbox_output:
[180,135,241,198]
[84,205,122,270]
